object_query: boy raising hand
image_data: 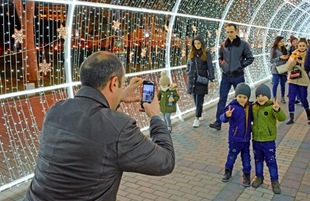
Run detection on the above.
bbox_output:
[251,84,286,194]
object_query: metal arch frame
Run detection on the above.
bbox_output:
[297,16,310,34]
[279,0,309,34]
[165,0,182,75]
[290,13,310,37]
[296,16,310,38]
[298,17,310,37]
[64,0,76,98]
[164,0,183,121]
[278,3,301,36]
[285,0,310,37]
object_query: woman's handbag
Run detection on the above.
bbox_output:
[289,67,302,79]
[195,58,209,85]
[275,64,288,74]
[196,75,209,85]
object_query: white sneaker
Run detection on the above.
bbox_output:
[200,115,204,120]
[193,119,200,128]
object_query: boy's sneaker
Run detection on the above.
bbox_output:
[167,126,172,133]
[193,119,200,128]
[271,181,281,194]
[252,177,263,188]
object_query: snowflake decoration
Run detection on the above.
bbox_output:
[12,29,26,44]
[141,48,147,58]
[207,30,211,38]
[39,60,52,75]
[112,20,121,31]
[129,51,134,63]
[164,24,169,32]
[57,25,68,39]
[192,25,197,33]
[181,49,186,57]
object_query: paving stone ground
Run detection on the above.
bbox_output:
[0,83,309,201]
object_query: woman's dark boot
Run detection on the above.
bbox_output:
[286,113,294,125]
[305,108,310,120]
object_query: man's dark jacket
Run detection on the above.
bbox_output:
[24,86,175,201]
[219,36,254,77]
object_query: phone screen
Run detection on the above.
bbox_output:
[141,81,155,109]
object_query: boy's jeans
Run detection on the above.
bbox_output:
[253,140,279,182]
[225,141,251,173]
[162,113,171,127]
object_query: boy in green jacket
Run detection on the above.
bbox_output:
[251,84,286,194]
[157,71,180,133]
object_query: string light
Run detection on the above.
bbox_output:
[1,0,310,191]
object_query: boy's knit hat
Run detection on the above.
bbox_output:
[235,83,251,99]
[159,71,170,86]
[255,84,271,99]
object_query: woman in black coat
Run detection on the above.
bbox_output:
[186,34,215,128]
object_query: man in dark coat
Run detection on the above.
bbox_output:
[209,23,254,130]
[24,51,175,201]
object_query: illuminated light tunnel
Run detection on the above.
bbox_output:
[0,0,309,191]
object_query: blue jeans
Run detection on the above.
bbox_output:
[272,74,287,98]
[215,74,245,123]
[288,83,309,112]
[253,141,279,182]
[225,141,251,173]
[193,94,204,118]
[162,113,171,127]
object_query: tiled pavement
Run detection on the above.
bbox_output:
[1,83,309,201]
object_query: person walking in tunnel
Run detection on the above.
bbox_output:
[285,38,310,125]
[186,34,215,128]
[209,23,254,131]
[269,36,289,103]
[288,35,301,104]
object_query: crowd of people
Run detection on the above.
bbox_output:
[23,23,310,200]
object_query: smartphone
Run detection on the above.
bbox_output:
[141,80,155,109]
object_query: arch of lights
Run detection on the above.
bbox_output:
[0,0,309,191]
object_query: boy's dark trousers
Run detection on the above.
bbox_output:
[225,141,251,173]
[253,140,279,181]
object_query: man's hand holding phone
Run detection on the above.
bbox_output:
[140,80,160,117]
[142,96,160,118]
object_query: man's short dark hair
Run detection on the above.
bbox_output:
[225,23,238,30]
[80,51,124,90]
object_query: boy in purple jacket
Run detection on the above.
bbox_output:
[220,83,252,187]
